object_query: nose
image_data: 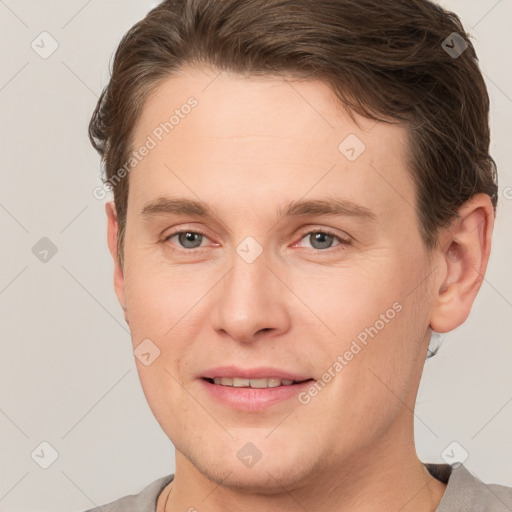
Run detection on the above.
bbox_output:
[210,246,291,344]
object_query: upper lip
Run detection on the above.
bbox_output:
[201,366,312,381]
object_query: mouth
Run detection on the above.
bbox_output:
[199,368,315,411]
[202,377,312,388]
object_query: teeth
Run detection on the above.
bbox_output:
[211,377,297,388]
[267,378,281,387]
[247,378,268,388]
[233,377,250,387]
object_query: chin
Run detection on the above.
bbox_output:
[184,444,319,495]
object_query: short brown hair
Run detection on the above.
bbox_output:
[89,0,498,269]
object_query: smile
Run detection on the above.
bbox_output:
[205,377,304,388]
[200,370,315,411]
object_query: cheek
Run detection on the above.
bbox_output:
[297,253,427,398]
[122,255,204,396]
[123,249,209,339]
[135,361,203,445]
[286,258,402,344]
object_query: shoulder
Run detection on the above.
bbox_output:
[427,463,512,511]
[82,474,174,512]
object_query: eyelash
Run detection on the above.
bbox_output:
[162,228,352,254]
[294,229,352,252]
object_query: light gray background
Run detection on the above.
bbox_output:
[0,1,511,511]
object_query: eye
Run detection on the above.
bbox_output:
[164,230,209,250]
[162,228,351,253]
[296,229,351,252]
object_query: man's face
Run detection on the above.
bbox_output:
[115,67,436,491]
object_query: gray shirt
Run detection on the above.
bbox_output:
[83,463,512,511]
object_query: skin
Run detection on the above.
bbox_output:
[105,66,494,512]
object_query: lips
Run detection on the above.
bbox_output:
[208,377,297,388]
[201,365,311,382]
[199,366,314,411]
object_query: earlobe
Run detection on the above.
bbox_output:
[105,201,127,312]
[429,194,494,333]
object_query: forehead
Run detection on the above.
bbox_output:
[128,67,415,226]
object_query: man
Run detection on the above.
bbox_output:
[86,0,512,510]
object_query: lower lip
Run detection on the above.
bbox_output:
[199,379,314,412]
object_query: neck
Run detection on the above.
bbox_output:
[159,416,446,512]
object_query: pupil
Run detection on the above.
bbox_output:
[312,232,332,249]
[180,232,201,248]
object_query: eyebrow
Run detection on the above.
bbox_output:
[140,196,376,224]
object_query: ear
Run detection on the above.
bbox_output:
[430,193,494,333]
[105,201,126,312]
